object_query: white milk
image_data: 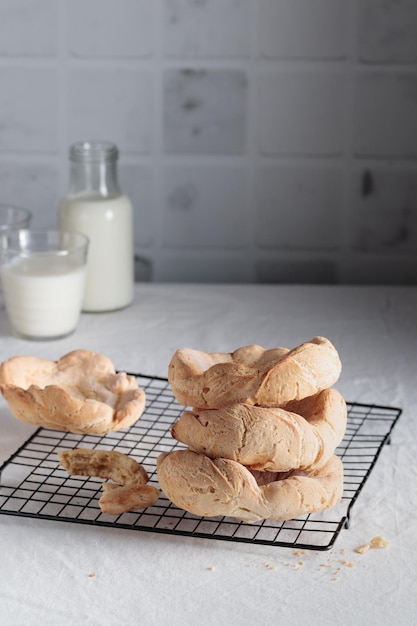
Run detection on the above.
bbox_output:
[0,256,86,339]
[59,194,134,312]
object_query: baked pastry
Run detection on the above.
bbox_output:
[171,388,347,472]
[59,448,160,515]
[160,336,346,522]
[168,337,341,409]
[0,350,145,434]
[157,449,343,523]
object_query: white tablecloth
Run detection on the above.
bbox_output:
[0,284,415,625]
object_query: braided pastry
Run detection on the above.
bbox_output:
[171,388,347,472]
[156,449,343,523]
[0,350,145,434]
[59,449,160,515]
[168,336,341,409]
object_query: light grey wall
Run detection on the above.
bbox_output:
[0,0,417,284]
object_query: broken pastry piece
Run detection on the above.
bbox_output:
[0,350,145,434]
[59,449,160,515]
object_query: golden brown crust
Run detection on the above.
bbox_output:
[59,449,160,515]
[285,388,347,468]
[172,404,320,471]
[162,336,345,522]
[156,449,343,523]
[171,389,346,472]
[0,350,146,434]
[168,337,341,409]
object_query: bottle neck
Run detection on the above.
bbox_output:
[68,159,121,197]
[67,141,121,198]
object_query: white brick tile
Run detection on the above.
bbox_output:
[68,0,154,58]
[255,258,338,283]
[0,69,58,152]
[0,0,57,57]
[162,164,248,248]
[256,166,342,250]
[341,257,417,285]
[358,0,417,63]
[163,0,251,58]
[134,255,153,282]
[164,69,247,154]
[119,163,154,247]
[258,71,346,156]
[258,0,347,59]
[354,72,417,157]
[155,255,250,283]
[0,161,59,229]
[67,69,153,154]
[351,167,417,253]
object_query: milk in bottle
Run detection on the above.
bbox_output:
[58,141,134,312]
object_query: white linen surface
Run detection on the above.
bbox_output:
[0,284,415,626]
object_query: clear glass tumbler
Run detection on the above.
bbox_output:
[0,230,89,340]
[0,204,32,310]
[0,204,32,234]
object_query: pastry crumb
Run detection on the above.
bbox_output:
[88,572,96,578]
[294,549,308,556]
[354,543,370,554]
[370,535,389,549]
[207,565,215,571]
[354,535,389,554]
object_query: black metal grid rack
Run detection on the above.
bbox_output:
[0,374,402,551]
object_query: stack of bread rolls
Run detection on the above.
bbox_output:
[157,337,347,523]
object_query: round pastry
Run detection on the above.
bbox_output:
[171,388,347,472]
[168,337,341,409]
[156,449,343,523]
[0,350,146,434]
[59,448,160,515]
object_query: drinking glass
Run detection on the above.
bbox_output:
[0,205,32,234]
[0,204,32,310]
[0,230,89,340]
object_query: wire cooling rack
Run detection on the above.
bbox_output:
[0,374,402,551]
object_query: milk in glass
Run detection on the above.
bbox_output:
[1,255,86,338]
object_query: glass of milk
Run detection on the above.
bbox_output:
[0,204,32,310]
[0,230,89,340]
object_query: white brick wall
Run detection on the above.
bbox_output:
[256,165,342,250]
[0,0,416,284]
[164,69,247,154]
[163,0,251,58]
[258,0,348,60]
[258,70,346,156]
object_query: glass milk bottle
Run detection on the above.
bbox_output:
[59,141,134,312]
